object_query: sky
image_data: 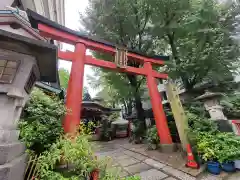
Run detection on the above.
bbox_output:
[58,0,97,96]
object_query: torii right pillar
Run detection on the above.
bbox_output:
[145,62,175,152]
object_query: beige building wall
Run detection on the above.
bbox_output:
[0,0,65,48]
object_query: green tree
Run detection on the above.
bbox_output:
[81,0,159,129]
[81,0,240,134]
[58,68,70,90]
[149,0,240,90]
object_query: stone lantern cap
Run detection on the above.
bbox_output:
[0,29,57,82]
[195,90,223,101]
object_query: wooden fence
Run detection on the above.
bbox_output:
[24,154,99,180]
[24,154,40,180]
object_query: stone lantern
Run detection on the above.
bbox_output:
[195,91,233,132]
[0,12,57,180]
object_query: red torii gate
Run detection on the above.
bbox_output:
[27,10,173,146]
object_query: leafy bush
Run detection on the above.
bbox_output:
[79,121,96,135]
[36,135,141,180]
[146,125,159,145]
[184,101,208,117]
[187,111,218,133]
[36,135,101,180]
[197,132,240,163]
[19,88,66,154]
[221,93,240,118]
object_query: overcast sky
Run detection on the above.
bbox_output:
[58,0,97,95]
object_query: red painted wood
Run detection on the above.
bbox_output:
[63,43,86,134]
[38,23,165,65]
[85,55,168,78]
[39,23,171,138]
[58,50,73,61]
[232,120,238,124]
[145,62,172,144]
[58,51,168,78]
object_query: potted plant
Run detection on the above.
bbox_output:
[197,132,221,175]
[216,133,240,172]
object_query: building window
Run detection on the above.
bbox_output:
[25,69,37,94]
[0,59,20,84]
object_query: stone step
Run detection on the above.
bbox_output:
[0,154,27,180]
[0,129,20,143]
[0,142,25,165]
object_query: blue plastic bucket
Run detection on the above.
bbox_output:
[222,162,236,172]
[207,161,221,175]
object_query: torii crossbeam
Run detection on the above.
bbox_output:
[27,9,173,146]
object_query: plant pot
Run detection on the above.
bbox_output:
[207,161,221,175]
[234,160,240,170]
[222,162,236,172]
[91,169,99,180]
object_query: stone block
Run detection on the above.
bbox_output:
[0,142,25,164]
[159,144,176,153]
[0,154,27,180]
[132,153,147,161]
[118,158,139,167]
[162,165,196,180]
[164,177,177,180]
[144,158,166,169]
[124,163,151,174]
[0,130,19,143]
[138,169,168,180]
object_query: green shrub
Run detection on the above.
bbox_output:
[37,135,101,180]
[221,93,240,118]
[79,121,96,135]
[36,135,141,180]
[196,132,240,163]
[19,88,66,154]
[146,125,159,145]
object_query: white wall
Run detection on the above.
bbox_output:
[0,0,14,9]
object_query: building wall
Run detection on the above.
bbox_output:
[0,0,14,9]
[0,0,65,29]
[20,0,65,25]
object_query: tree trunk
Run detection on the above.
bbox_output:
[127,74,146,130]
[127,99,132,116]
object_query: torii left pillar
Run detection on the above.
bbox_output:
[64,43,86,135]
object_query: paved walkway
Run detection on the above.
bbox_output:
[95,139,240,180]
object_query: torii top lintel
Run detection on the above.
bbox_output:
[26,9,169,66]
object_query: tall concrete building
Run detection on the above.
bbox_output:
[0,0,65,26]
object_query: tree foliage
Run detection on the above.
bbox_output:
[19,88,66,154]
[58,68,70,90]
[221,93,240,118]
[81,0,240,92]
[150,0,240,90]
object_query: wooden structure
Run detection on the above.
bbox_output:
[27,9,174,147]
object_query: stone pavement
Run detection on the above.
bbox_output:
[95,139,240,180]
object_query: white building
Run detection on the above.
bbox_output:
[0,0,65,26]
